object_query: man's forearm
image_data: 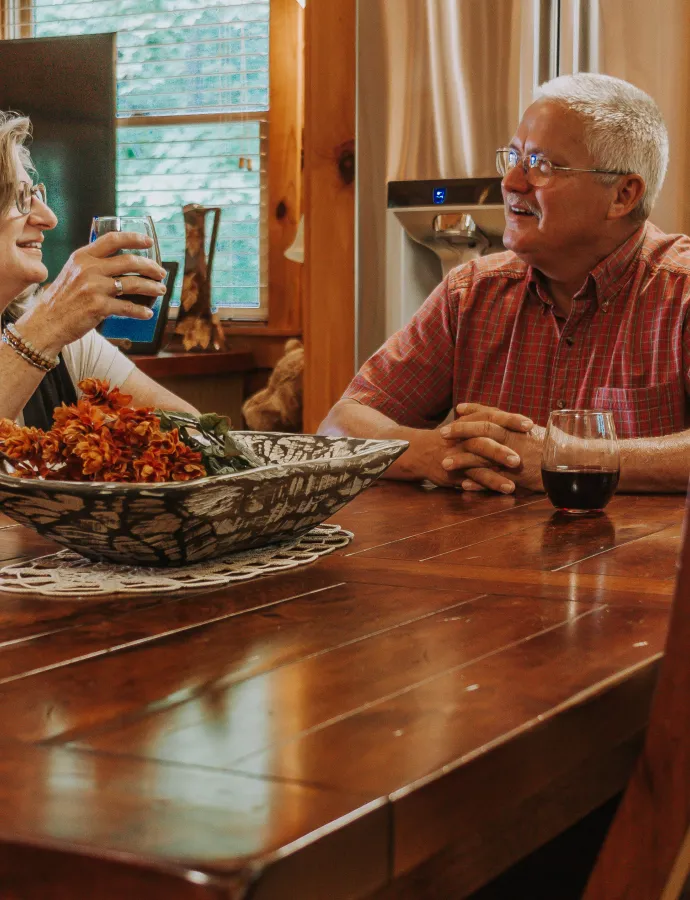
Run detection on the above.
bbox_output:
[318,400,436,481]
[620,431,690,492]
[445,406,690,495]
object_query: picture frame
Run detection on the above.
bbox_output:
[98,261,178,355]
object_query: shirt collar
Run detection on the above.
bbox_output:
[527,224,647,310]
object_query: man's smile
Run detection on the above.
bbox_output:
[505,194,541,219]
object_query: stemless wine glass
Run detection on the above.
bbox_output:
[89,215,162,308]
[541,410,620,514]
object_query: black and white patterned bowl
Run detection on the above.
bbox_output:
[0,432,408,567]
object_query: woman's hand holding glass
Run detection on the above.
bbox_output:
[89,216,163,309]
[15,229,167,358]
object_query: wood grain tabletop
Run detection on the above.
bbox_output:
[0,481,681,899]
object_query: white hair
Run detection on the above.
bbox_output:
[535,73,668,220]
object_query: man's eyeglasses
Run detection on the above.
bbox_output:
[16,181,47,215]
[496,148,625,187]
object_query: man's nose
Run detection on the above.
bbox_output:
[502,162,530,193]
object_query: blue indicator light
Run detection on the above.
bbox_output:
[433,187,447,204]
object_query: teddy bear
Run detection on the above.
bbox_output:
[242,338,304,432]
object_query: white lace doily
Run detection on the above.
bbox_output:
[0,524,353,597]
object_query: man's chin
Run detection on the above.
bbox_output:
[503,232,542,266]
[503,230,531,254]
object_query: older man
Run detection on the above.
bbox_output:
[320,72,690,494]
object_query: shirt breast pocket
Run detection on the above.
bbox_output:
[592,381,684,439]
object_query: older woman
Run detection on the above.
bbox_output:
[0,111,198,427]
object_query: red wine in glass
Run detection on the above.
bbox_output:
[541,466,620,512]
[541,410,620,514]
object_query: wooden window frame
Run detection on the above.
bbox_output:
[117,109,269,324]
[218,0,305,372]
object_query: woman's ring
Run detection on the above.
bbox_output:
[113,278,124,297]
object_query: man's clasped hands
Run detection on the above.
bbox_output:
[434,403,546,494]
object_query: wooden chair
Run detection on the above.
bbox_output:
[583,498,690,900]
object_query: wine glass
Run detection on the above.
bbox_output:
[89,215,162,308]
[541,410,620,514]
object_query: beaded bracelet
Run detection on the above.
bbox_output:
[1,331,51,373]
[2,323,59,373]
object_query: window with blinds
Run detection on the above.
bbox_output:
[24,0,269,318]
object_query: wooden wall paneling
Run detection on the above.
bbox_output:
[267,0,304,332]
[357,1,391,365]
[302,0,356,432]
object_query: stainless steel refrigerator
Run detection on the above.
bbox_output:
[356,0,690,365]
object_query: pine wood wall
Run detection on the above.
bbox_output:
[302,0,356,432]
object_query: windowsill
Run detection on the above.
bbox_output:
[164,322,300,339]
[151,323,302,372]
[133,348,255,379]
[222,323,300,337]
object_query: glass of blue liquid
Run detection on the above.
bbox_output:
[90,215,162,309]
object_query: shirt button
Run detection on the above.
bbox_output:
[565,336,574,346]
[557,399,566,409]
[601,302,609,313]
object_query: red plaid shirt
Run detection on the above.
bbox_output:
[344,223,690,439]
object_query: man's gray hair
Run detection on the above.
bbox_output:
[535,73,668,221]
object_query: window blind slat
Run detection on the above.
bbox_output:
[33,3,268,20]
[33,18,270,36]
[118,66,269,82]
[116,32,268,51]
[36,0,266,13]
[118,50,268,65]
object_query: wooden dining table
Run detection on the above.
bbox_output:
[0,480,682,899]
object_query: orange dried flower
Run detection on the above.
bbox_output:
[79,378,133,411]
[148,429,179,456]
[40,431,63,465]
[133,448,171,483]
[0,418,18,440]
[2,426,45,462]
[169,457,207,482]
[111,406,160,445]
[0,378,205,483]
[72,431,123,477]
[53,400,106,447]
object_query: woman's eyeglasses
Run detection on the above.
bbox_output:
[16,181,47,215]
[496,148,625,187]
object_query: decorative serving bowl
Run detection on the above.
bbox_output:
[0,432,407,567]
